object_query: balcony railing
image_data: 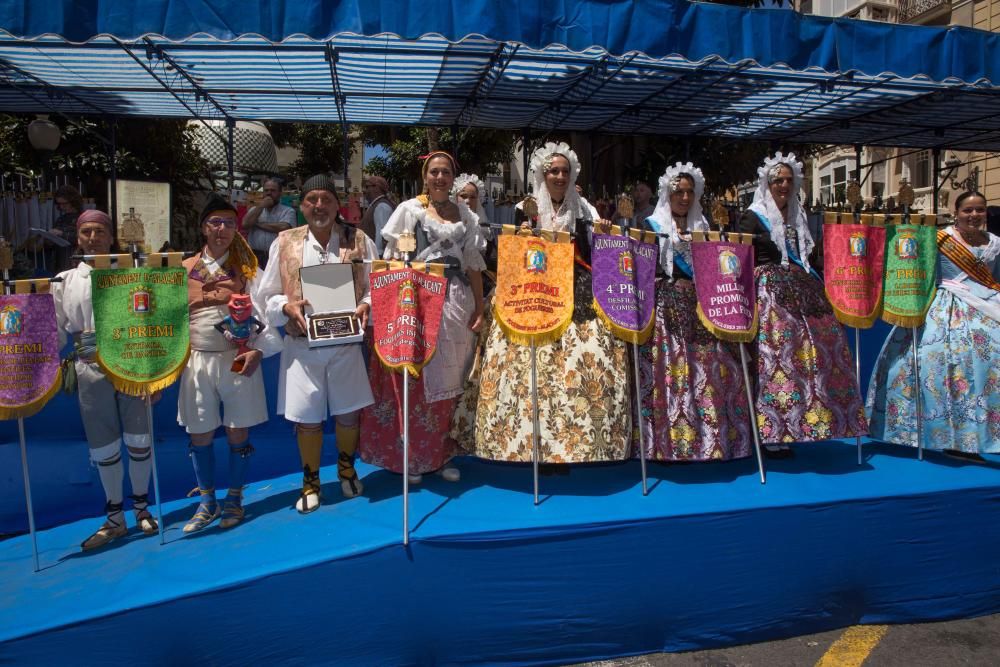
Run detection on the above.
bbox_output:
[898,0,950,21]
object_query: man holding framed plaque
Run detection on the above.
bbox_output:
[256,175,377,513]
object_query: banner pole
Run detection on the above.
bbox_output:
[402,369,410,546]
[17,418,40,571]
[144,396,165,545]
[530,338,540,506]
[3,264,40,572]
[739,342,766,485]
[911,328,924,461]
[854,326,863,466]
[632,342,648,496]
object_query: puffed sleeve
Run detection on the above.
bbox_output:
[461,207,487,272]
[380,200,420,261]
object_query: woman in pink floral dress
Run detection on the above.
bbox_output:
[737,152,867,458]
[637,162,751,462]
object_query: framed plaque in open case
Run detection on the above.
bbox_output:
[299,263,364,347]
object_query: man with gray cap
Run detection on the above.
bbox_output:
[51,209,156,549]
[256,175,376,513]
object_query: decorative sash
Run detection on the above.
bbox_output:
[0,286,62,420]
[690,231,758,343]
[822,212,887,328]
[591,226,658,344]
[881,216,938,328]
[494,226,574,346]
[937,229,1000,292]
[369,262,447,378]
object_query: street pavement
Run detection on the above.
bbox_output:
[576,613,1000,666]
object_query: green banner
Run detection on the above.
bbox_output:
[91,267,190,395]
[881,222,938,328]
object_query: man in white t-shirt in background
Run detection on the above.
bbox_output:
[242,177,296,268]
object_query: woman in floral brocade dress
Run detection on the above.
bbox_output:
[737,152,867,459]
[637,162,751,462]
[451,141,631,464]
[867,191,1000,460]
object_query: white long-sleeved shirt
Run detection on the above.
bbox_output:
[255,227,375,328]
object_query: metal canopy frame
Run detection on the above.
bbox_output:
[2,30,1000,150]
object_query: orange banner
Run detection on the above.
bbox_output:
[494,233,574,345]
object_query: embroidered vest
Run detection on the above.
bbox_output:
[277,224,369,304]
[183,252,248,314]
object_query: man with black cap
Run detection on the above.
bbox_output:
[51,209,156,549]
[178,194,282,533]
[256,175,377,513]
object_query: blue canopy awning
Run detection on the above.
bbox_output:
[2,0,1000,150]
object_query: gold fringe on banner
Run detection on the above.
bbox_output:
[881,285,938,329]
[12,279,51,294]
[826,299,883,329]
[591,299,655,345]
[0,367,62,420]
[695,304,758,343]
[373,346,438,379]
[859,213,874,226]
[492,303,572,347]
[371,260,390,272]
[539,230,571,244]
[501,224,518,236]
[824,211,841,226]
[96,347,191,397]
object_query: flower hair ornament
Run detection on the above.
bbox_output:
[452,172,491,245]
[527,141,587,231]
[647,162,709,278]
[748,151,813,270]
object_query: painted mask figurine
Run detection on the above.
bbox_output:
[214,293,266,372]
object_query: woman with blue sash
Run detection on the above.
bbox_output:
[637,163,752,462]
[867,191,1000,460]
[738,153,867,458]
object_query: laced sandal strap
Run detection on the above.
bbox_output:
[337,451,360,481]
[187,486,215,498]
[302,465,322,494]
[230,442,255,458]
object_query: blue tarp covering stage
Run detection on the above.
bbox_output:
[3,1,1000,149]
[1,442,999,665]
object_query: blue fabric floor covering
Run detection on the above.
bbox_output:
[0,324,891,535]
[1,441,999,666]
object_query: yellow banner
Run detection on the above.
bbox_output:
[494,234,574,345]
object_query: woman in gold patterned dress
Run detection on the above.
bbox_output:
[451,142,631,463]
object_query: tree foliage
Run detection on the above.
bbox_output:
[359,126,517,188]
[267,122,354,177]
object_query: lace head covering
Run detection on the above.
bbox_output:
[528,141,587,231]
[647,162,708,277]
[748,151,813,270]
[452,173,487,222]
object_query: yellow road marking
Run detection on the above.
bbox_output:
[815,625,889,667]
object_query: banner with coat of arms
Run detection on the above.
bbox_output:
[369,263,448,377]
[823,215,887,328]
[881,220,938,328]
[0,291,62,420]
[690,235,758,343]
[590,229,658,344]
[494,230,575,345]
[91,267,190,395]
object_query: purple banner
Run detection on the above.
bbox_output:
[591,233,658,344]
[0,293,62,420]
[691,240,758,343]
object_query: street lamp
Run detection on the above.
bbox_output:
[27,115,61,191]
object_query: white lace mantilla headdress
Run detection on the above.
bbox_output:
[748,151,813,271]
[528,141,586,231]
[452,172,490,245]
[452,173,487,219]
[647,162,708,278]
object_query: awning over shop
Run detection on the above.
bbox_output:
[2,0,999,150]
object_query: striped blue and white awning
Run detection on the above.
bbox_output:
[2,0,1000,150]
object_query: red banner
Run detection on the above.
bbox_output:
[823,220,886,328]
[369,264,448,377]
